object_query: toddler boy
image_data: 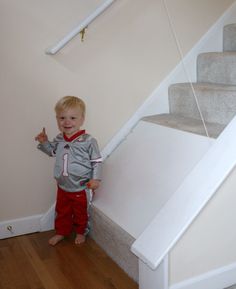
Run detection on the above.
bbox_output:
[35,96,102,245]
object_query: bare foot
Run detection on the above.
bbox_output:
[75,234,86,245]
[48,234,64,246]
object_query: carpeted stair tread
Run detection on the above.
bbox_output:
[142,114,225,138]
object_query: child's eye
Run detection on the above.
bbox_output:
[71,117,77,120]
[60,117,65,120]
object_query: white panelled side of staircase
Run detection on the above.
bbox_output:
[94,121,213,239]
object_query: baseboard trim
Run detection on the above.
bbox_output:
[170,262,236,289]
[0,207,56,240]
[0,214,43,239]
[39,204,55,232]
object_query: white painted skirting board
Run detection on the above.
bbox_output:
[170,262,236,289]
[0,215,43,239]
[40,203,55,232]
[0,207,55,239]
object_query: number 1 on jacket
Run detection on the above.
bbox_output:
[63,153,69,176]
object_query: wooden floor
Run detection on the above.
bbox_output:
[0,230,138,289]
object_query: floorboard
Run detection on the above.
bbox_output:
[0,231,138,289]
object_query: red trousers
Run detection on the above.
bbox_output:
[55,187,88,236]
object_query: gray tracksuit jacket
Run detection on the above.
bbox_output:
[37,130,102,192]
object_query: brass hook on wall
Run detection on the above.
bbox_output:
[79,27,88,42]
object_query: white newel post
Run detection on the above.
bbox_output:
[139,255,168,289]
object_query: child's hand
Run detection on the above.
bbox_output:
[35,127,48,144]
[86,179,101,191]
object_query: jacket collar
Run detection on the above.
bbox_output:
[63,130,85,142]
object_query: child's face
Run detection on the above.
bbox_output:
[56,107,84,137]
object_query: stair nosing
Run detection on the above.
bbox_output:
[142,114,225,139]
[169,82,236,91]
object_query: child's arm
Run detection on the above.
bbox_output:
[87,137,102,190]
[35,127,57,157]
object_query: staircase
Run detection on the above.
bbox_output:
[144,23,236,139]
[89,23,236,286]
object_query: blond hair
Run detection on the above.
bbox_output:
[55,96,86,116]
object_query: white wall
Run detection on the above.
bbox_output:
[169,166,236,285]
[0,0,234,222]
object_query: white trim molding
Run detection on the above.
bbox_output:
[0,215,43,239]
[0,210,55,240]
[40,203,55,232]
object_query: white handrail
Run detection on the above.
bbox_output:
[131,116,236,270]
[46,0,116,55]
